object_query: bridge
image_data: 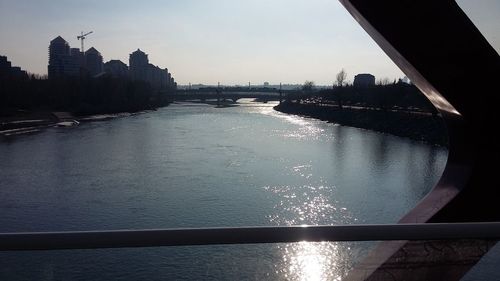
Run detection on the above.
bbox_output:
[165,88,302,103]
[3,1,498,280]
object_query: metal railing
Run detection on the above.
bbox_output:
[2,222,500,251]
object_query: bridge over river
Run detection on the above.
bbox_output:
[165,88,302,103]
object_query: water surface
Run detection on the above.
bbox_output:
[0,100,447,280]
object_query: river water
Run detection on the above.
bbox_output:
[0,100,447,280]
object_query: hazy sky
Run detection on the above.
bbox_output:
[0,0,498,85]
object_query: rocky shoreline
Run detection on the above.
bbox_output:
[274,102,448,146]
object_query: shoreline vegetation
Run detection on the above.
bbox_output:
[0,76,171,114]
[274,83,448,146]
[0,76,171,137]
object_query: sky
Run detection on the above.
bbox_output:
[0,0,498,85]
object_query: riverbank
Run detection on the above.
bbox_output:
[0,109,156,137]
[274,102,447,146]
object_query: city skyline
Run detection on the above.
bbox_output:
[46,34,176,90]
[0,0,498,85]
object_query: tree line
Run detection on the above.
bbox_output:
[298,79,437,115]
[276,76,446,145]
[0,75,170,115]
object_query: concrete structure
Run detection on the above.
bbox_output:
[104,60,129,78]
[129,49,176,90]
[85,47,103,77]
[129,49,149,82]
[170,77,176,89]
[353,73,375,87]
[0,55,28,79]
[166,71,172,89]
[70,48,85,72]
[48,36,80,79]
[0,56,12,78]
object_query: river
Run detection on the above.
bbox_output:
[0,100,447,280]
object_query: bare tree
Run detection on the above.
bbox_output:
[27,72,47,80]
[336,68,347,87]
[377,77,391,85]
[302,80,315,92]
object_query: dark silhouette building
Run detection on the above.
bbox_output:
[48,36,80,79]
[70,48,85,73]
[85,47,104,77]
[353,73,375,87]
[129,49,176,90]
[0,55,28,79]
[47,39,176,88]
[48,36,107,79]
[129,49,149,82]
[0,56,12,78]
[104,60,129,78]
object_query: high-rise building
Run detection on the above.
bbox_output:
[48,36,80,79]
[166,71,172,89]
[129,49,148,69]
[161,68,169,89]
[129,49,149,81]
[70,48,85,72]
[85,47,103,77]
[129,48,176,90]
[170,77,175,88]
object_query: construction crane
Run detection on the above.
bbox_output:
[77,31,93,52]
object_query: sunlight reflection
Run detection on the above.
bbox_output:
[253,102,333,141]
[263,185,355,225]
[263,173,358,279]
[256,100,361,280]
[275,242,350,281]
[281,123,327,141]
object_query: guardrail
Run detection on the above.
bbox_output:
[2,222,500,251]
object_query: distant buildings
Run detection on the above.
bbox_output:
[0,55,28,79]
[46,36,176,90]
[129,49,176,90]
[353,73,375,87]
[48,36,105,79]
